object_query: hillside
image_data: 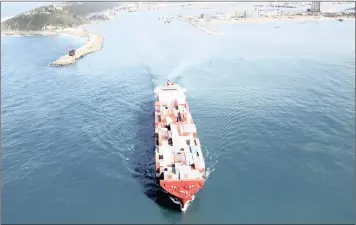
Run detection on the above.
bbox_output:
[1,2,120,31]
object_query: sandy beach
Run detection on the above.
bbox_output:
[206,15,355,25]
[177,17,224,36]
[2,1,354,64]
[1,30,58,37]
[178,15,354,36]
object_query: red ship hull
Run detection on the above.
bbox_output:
[160,179,204,209]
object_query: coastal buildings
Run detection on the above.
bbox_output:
[54,6,63,11]
[200,13,214,20]
[311,1,321,12]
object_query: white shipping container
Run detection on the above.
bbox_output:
[177,98,185,105]
[166,116,172,124]
[180,165,189,178]
[172,172,178,180]
[195,138,201,146]
[170,124,179,138]
[185,147,194,166]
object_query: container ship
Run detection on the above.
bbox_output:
[154,81,206,211]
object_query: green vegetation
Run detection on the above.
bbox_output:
[1,2,120,31]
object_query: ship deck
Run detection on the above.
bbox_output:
[154,85,206,181]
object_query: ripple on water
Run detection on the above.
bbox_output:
[1,16,355,224]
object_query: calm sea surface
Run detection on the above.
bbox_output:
[1,8,355,224]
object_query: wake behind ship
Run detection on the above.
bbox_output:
[154,81,206,211]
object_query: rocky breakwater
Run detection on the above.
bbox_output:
[51,29,104,67]
[178,17,224,36]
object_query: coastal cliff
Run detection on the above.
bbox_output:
[1,2,120,67]
[1,2,119,32]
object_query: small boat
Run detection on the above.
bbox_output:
[337,18,343,22]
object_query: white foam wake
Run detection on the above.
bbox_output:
[168,61,189,82]
[205,167,215,179]
[180,195,195,212]
[170,196,181,205]
[169,195,196,212]
[167,54,209,83]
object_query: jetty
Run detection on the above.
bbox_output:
[50,31,104,67]
[178,17,223,36]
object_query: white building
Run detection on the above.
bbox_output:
[311,1,321,12]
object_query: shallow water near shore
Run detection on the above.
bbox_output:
[1,9,355,224]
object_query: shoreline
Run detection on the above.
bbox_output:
[2,28,104,67]
[179,15,354,36]
[49,28,104,67]
[177,17,224,36]
[2,13,354,63]
[206,16,355,25]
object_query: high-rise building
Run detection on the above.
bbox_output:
[311,1,321,12]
